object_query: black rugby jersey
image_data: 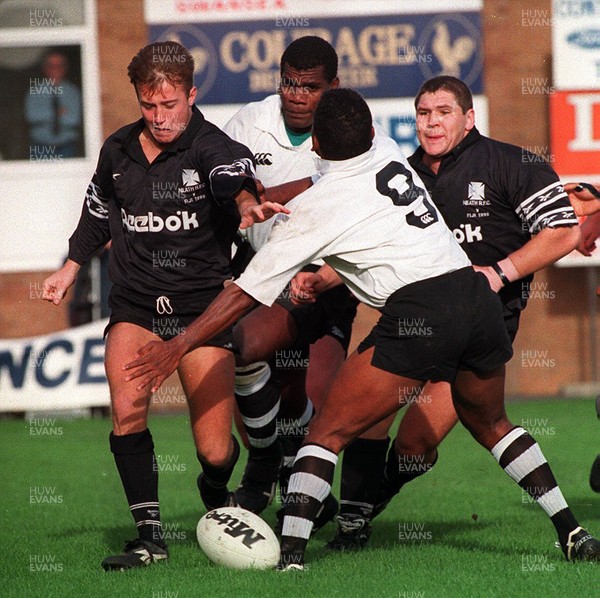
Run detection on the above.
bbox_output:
[68,106,257,296]
[408,127,578,313]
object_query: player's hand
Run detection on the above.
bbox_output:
[42,259,80,305]
[576,214,600,256]
[290,272,323,305]
[472,265,503,293]
[123,338,186,392]
[239,201,290,229]
[564,182,600,217]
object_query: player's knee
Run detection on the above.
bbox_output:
[234,330,268,365]
[110,395,149,436]
[197,440,233,468]
[461,417,513,450]
[234,361,271,397]
[395,433,440,456]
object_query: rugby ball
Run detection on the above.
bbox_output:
[197,506,280,569]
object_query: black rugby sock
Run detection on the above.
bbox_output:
[338,437,390,519]
[110,429,164,545]
[197,435,240,508]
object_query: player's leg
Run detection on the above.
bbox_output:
[325,415,393,551]
[232,303,298,512]
[305,290,358,410]
[329,385,456,550]
[373,381,458,516]
[178,346,240,511]
[275,343,339,536]
[306,334,347,410]
[277,296,358,534]
[452,366,600,562]
[336,308,522,538]
[102,322,169,570]
[279,346,422,569]
[276,363,313,497]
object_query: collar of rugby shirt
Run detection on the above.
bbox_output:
[119,104,206,165]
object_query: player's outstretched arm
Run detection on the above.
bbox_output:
[124,283,257,392]
[42,259,81,306]
[564,182,600,216]
[263,177,313,206]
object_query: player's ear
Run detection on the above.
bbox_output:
[370,126,375,140]
[330,77,340,89]
[465,107,475,131]
[188,86,197,106]
[311,133,322,156]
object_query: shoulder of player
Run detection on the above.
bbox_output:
[477,135,555,171]
[226,95,280,127]
[190,120,254,159]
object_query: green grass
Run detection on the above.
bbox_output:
[1,398,598,598]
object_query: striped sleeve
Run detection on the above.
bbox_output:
[67,146,112,265]
[85,179,109,220]
[515,181,578,234]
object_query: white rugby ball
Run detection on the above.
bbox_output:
[197,506,280,569]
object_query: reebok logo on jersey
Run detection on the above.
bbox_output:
[254,153,273,166]
[182,169,200,187]
[453,223,483,243]
[121,208,199,233]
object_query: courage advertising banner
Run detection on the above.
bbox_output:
[0,319,109,412]
[144,0,486,152]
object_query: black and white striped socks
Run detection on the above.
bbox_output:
[491,427,578,546]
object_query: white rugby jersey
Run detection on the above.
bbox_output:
[236,135,471,309]
[224,95,317,251]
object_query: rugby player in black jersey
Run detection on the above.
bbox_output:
[42,41,285,571]
[317,77,591,552]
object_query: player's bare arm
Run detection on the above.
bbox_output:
[290,263,343,304]
[235,187,290,229]
[42,258,81,305]
[262,177,313,206]
[474,225,580,292]
[564,182,600,216]
[124,283,257,392]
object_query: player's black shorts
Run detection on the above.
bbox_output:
[106,283,234,349]
[357,267,513,382]
[503,308,521,343]
[275,266,358,354]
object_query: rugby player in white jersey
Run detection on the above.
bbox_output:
[222,37,355,526]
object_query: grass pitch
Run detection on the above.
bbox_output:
[1,397,598,598]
